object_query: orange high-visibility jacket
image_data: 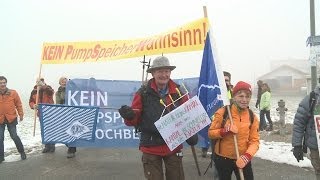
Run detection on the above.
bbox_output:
[208,104,260,159]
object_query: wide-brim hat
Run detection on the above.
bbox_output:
[147,56,176,73]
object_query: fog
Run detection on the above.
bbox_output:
[1,0,319,97]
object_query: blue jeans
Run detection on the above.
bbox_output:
[0,119,24,158]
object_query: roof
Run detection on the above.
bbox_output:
[257,64,308,80]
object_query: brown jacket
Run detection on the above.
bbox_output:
[208,104,260,159]
[0,88,24,124]
[29,85,54,116]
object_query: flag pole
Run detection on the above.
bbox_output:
[203,5,244,180]
[33,51,43,137]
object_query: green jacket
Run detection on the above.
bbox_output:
[260,91,271,110]
[55,86,66,104]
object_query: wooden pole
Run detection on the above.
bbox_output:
[33,59,43,136]
[203,6,208,18]
[226,105,244,180]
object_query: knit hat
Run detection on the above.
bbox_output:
[147,56,176,73]
[232,81,252,96]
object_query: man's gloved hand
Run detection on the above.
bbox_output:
[33,104,38,110]
[118,105,135,120]
[220,124,238,137]
[19,116,23,121]
[236,153,252,169]
[293,146,304,162]
[186,134,198,146]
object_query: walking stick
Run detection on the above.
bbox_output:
[191,145,201,176]
[226,105,244,180]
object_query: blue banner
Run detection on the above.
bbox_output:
[39,104,99,144]
[65,77,199,147]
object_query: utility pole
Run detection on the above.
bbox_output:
[310,0,317,90]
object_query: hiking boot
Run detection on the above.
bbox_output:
[266,126,273,131]
[0,157,4,163]
[202,148,208,158]
[67,152,75,158]
[42,147,50,153]
[49,146,55,153]
[20,152,26,160]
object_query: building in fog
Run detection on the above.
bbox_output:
[257,59,309,95]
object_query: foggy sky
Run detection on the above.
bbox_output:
[1,0,319,96]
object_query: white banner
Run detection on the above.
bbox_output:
[314,115,320,156]
[155,96,211,151]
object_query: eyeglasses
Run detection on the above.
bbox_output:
[0,82,7,85]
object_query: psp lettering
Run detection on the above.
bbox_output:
[67,90,108,106]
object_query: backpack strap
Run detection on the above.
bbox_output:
[248,109,254,129]
[221,105,254,129]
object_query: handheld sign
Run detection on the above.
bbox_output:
[155,96,211,151]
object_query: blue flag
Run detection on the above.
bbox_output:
[39,104,99,144]
[197,31,229,149]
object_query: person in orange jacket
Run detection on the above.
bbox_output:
[0,76,26,163]
[208,81,260,180]
[29,77,55,153]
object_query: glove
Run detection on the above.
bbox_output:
[33,104,38,110]
[36,80,45,86]
[118,105,135,120]
[236,153,252,168]
[236,153,252,169]
[19,117,23,121]
[220,124,238,137]
[186,134,198,146]
[293,146,304,162]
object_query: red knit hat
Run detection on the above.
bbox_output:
[232,81,252,96]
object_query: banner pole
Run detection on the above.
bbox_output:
[33,49,43,137]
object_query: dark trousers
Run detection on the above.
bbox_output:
[0,119,24,158]
[141,152,184,180]
[259,109,272,130]
[214,154,253,180]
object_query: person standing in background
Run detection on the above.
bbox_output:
[255,80,263,109]
[55,77,77,158]
[29,77,55,153]
[223,71,233,101]
[259,83,273,131]
[0,76,26,163]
